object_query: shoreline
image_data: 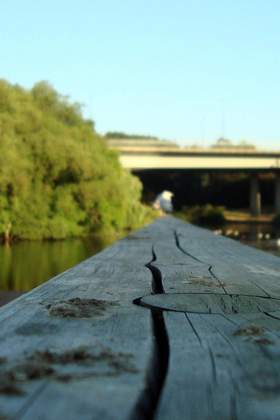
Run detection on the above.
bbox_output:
[224,210,274,224]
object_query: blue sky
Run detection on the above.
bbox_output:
[1,0,280,148]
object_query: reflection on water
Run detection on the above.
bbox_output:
[210,223,280,257]
[0,235,116,292]
[1,223,280,295]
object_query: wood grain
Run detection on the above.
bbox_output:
[1,216,280,419]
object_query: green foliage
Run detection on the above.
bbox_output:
[0,80,154,241]
[105,131,158,140]
[177,204,226,226]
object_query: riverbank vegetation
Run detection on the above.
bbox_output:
[0,80,155,242]
[176,205,226,226]
[105,132,158,140]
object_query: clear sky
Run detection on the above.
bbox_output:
[1,0,280,148]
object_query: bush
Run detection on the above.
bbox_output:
[0,80,154,242]
[179,204,226,226]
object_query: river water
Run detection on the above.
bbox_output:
[0,223,279,297]
[0,235,116,294]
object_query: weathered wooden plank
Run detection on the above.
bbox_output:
[0,233,156,420]
[155,312,237,419]
[157,311,280,420]
[150,217,280,420]
[171,217,280,297]
[1,216,280,420]
[144,217,226,295]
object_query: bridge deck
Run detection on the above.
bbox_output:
[1,217,280,419]
[119,152,280,170]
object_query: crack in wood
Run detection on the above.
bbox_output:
[174,228,276,299]
[174,230,203,263]
[174,230,228,295]
[185,312,202,345]
[199,314,280,396]
[145,247,164,295]
[131,248,169,420]
[138,293,280,315]
[263,311,280,321]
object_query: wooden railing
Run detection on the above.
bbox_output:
[1,217,280,419]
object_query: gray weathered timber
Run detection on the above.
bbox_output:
[152,217,280,420]
[0,233,156,419]
[1,216,280,419]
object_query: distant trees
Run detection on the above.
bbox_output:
[211,137,256,150]
[0,80,153,242]
[105,131,158,140]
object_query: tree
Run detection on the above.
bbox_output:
[0,80,154,242]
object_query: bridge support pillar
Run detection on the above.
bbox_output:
[250,174,261,216]
[275,173,280,215]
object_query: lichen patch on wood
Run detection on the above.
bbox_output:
[0,378,23,396]
[184,276,226,288]
[26,347,138,375]
[46,297,119,318]
[28,348,93,365]
[254,337,274,345]
[0,346,138,396]
[233,324,265,337]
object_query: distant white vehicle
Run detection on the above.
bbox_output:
[153,191,174,213]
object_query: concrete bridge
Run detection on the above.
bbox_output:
[107,138,280,216]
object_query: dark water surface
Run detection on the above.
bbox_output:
[0,235,116,293]
[1,223,280,297]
